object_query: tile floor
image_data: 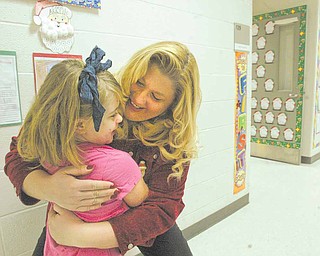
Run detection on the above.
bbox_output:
[188,156,320,256]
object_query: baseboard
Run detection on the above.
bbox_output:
[134,194,249,255]
[301,151,320,164]
[182,193,249,240]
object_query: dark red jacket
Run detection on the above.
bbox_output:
[4,137,189,254]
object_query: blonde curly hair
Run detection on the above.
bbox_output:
[116,41,201,180]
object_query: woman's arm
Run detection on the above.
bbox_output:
[4,136,118,211]
[48,204,119,248]
[47,162,189,254]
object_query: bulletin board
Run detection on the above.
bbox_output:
[33,52,82,94]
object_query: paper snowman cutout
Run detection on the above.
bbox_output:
[264,79,274,92]
[253,111,263,123]
[252,79,258,91]
[251,97,258,109]
[251,125,257,136]
[252,24,259,36]
[285,98,296,112]
[273,98,282,110]
[284,128,294,141]
[270,126,280,139]
[256,65,266,78]
[265,21,275,34]
[260,97,270,110]
[259,126,268,138]
[277,113,287,125]
[252,52,259,64]
[265,111,275,124]
[257,37,266,49]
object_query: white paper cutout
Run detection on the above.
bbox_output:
[265,50,275,63]
[252,24,259,36]
[251,125,257,136]
[259,126,268,138]
[251,97,258,109]
[253,111,262,123]
[252,79,258,91]
[273,97,282,110]
[270,126,280,139]
[252,52,259,64]
[256,65,266,78]
[260,97,270,110]
[257,36,266,49]
[285,98,295,111]
[277,113,287,125]
[264,78,274,91]
[265,111,275,124]
[34,3,74,53]
[284,128,294,141]
[265,21,275,34]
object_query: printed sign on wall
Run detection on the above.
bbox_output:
[313,30,320,148]
[234,51,247,194]
[52,0,101,9]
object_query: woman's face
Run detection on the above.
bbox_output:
[124,65,176,122]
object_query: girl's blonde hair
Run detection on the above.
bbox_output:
[117,41,201,180]
[18,59,122,168]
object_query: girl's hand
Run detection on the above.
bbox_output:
[45,165,118,211]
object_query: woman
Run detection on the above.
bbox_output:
[4,41,201,255]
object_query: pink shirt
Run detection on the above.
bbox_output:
[44,143,142,256]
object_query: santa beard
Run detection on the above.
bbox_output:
[40,17,74,40]
[39,17,74,53]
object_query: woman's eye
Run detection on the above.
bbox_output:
[136,80,144,87]
[151,93,161,101]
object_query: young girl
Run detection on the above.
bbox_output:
[17,46,148,256]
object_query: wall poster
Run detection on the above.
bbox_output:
[0,51,22,127]
[313,29,320,148]
[51,0,101,9]
[234,51,247,194]
[33,52,82,93]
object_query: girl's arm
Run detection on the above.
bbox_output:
[4,136,117,211]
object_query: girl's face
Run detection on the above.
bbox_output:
[79,97,123,145]
[124,65,176,122]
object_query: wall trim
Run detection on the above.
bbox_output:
[182,193,249,240]
[301,152,320,164]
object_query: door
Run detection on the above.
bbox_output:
[251,5,306,164]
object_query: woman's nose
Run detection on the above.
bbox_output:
[134,90,147,105]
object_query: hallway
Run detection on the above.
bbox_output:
[188,157,320,256]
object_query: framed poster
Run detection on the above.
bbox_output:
[33,53,82,93]
[0,51,22,127]
[52,0,101,9]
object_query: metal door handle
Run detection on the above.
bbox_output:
[288,93,299,98]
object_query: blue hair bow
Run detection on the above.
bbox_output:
[78,46,112,132]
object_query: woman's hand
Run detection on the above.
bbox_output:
[48,204,119,248]
[23,166,118,211]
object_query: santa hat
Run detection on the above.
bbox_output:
[33,0,61,25]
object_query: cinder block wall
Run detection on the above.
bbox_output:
[0,0,252,255]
